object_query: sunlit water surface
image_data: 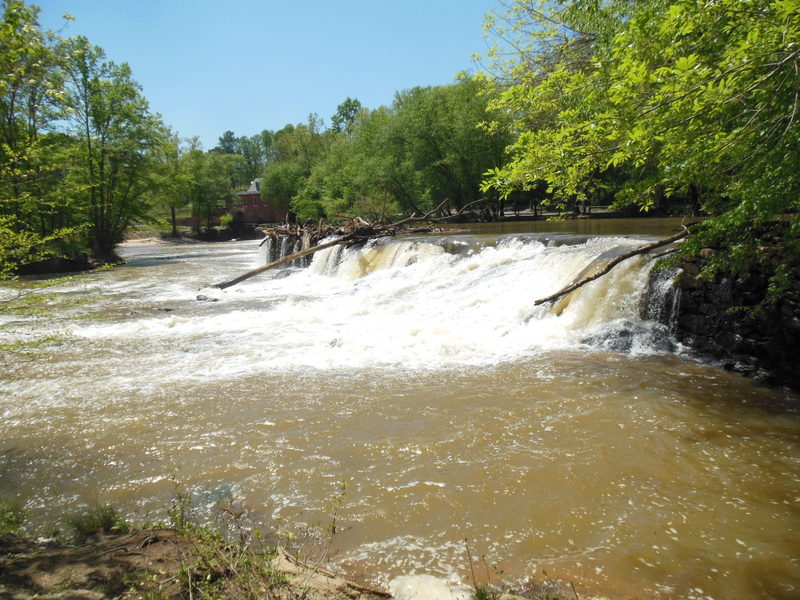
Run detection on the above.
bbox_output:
[1,223,798,599]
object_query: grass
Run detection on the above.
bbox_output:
[3,496,297,600]
[169,523,291,600]
[68,504,130,541]
[0,501,24,535]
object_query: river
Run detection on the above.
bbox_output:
[1,219,798,599]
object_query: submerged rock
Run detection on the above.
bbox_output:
[581,319,676,354]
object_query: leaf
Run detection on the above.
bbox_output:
[674,54,698,72]
[774,0,800,20]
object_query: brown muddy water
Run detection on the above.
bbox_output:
[1,219,798,599]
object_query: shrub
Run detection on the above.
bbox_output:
[68,505,129,540]
[0,501,24,534]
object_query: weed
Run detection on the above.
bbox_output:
[472,585,494,600]
[68,504,130,541]
[0,500,24,534]
[176,522,290,600]
[465,538,497,600]
[167,488,194,530]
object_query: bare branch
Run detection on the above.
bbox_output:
[211,237,349,290]
[533,230,688,306]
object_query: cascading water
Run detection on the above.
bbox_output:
[1,229,798,600]
[248,233,683,369]
[75,234,680,372]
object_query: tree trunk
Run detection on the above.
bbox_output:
[533,230,689,306]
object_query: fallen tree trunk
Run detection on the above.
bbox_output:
[533,230,689,306]
[212,237,351,290]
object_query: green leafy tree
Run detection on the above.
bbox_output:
[331,97,362,133]
[214,130,237,154]
[482,0,800,295]
[391,77,510,215]
[271,114,327,175]
[187,149,240,230]
[292,79,510,221]
[234,133,267,185]
[296,106,404,220]
[260,115,328,217]
[0,0,83,274]
[262,161,304,218]
[64,36,168,260]
[150,134,195,237]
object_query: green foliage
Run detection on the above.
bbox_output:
[292,77,511,221]
[1,1,168,273]
[187,150,241,230]
[0,1,82,274]
[166,486,194,530]
[0,500,24,534]
[482,0,800,298]
[64,36,169,258]
[68,504,130,540]
[214,129,237,154]
[174,523,289,600]
[331,96,362,133]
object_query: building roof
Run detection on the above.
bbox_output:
[237,178,262,196]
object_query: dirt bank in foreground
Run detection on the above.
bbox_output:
[0,529,588,600]
[0,529,391,600]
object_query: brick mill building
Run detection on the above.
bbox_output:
[229,178,289,223]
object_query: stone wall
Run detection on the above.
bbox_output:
[675,250,800,390]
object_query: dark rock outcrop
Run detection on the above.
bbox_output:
[674,249,800,390]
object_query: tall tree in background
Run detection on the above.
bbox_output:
[0,0,80,275]
[150,133,195,237]
[214,130,237,154]
[187,148,241,230]
[390,77,510,215]
[261,115,328,215]
[331,97,362,133]
[64,36,167,260]
[234,133,267,185]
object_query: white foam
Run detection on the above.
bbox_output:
[65,235,674,378]
[389,575,472,600]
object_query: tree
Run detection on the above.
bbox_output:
[260,115,329,217]
[482,0,800,296]
[64,36,168,260]
[187,149,240,230]
[331,97,362,133]
[0,0,81,274]
[214,130,237,154]
[291,79,511,221]
[390,77,510,215]
[271,114,327,175]
[295,106,404,220]
[234,133,267,185]
[150,134,195,237]
[261,161,304,218]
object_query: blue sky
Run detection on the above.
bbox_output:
[36,0,500,149]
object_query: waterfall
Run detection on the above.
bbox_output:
[79,233,684,370]
[259,234,312,269]
[259,236,275,264]
[298,233,682,361]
